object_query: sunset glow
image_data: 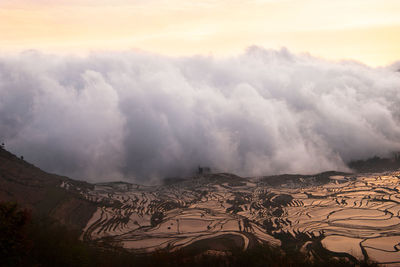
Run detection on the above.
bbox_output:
[1,0,400,66]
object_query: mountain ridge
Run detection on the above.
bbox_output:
[0,147,96,229]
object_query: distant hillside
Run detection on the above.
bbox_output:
[0,147,97,230]
[348,154,400,173]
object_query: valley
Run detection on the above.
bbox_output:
[67,171,400,265]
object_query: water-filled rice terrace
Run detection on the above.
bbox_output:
[65,171,400,265]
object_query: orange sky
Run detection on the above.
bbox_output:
[1,0,400,66]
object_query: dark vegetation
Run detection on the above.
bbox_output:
[260,171,350,186]
[0,202,31,267]
[1,201,379,267]
[349,154,400,173]
[163,177,188,185]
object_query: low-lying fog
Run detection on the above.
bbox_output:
[1,47,400,182]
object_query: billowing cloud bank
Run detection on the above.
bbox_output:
[1,47,400,182]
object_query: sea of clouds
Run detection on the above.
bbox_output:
[1,47,400,182]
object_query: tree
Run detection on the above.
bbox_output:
[0,202,31,266]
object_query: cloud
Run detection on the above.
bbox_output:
[1,47,400,182]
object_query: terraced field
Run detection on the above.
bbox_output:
[64,171,400,265]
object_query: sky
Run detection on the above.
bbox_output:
[1,0,400,66]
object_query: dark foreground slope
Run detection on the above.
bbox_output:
[0,147,97,229]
